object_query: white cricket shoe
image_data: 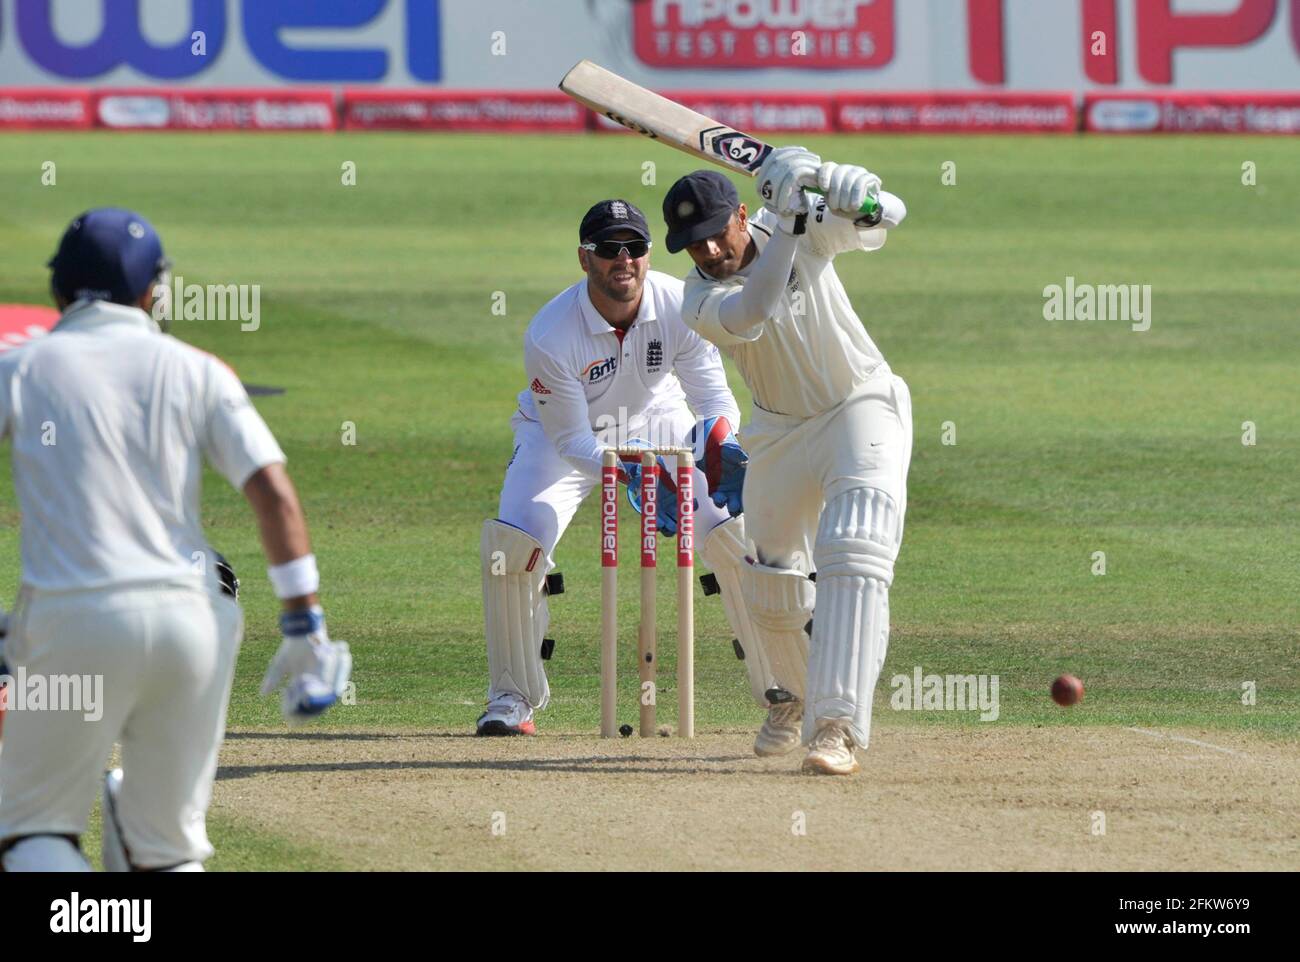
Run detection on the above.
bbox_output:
[475,691,536,736]
[801,720,860,776]
[754,695,803,757]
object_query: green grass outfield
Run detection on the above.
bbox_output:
[1,132,1296,748]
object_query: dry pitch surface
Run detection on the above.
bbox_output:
[213,725,1299,871]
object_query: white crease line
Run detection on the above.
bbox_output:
[1124,727,1250,759]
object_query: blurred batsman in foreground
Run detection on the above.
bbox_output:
[478,199,765,736]
[666,158,911,775]
[0,209,350,871]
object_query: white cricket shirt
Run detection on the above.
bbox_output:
[517,270,740,480]
[0,300,285,592]
[682,195,898,418]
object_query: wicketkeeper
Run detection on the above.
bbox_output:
[665,159,912,774]
[477,199,767,735]
[0,209,351,871]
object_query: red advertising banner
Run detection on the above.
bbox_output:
[0,304,59,354]
[1085,92,1300,134]
[0,88,92,129]
[95,89,337,131]
[343,91,586,131]
[633,0,894,69]
[592,91,835,133]
[836,92,1077,133]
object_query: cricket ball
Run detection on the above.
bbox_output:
[1051,674,1084,706]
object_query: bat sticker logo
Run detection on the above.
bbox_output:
[607,111,658,139]
[701,128,771,172]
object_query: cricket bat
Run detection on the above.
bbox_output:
[559,59,879,219]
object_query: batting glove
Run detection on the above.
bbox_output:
[815,162,881,218]
[757,146,820,218]
[690,416,747,517]
[260,607,352,726]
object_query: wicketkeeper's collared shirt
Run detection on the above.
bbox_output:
[516,270,740,481]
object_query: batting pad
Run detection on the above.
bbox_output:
[697,515,774,707]
[743,561,814,702]
[806,487,901,748]
[481,520,552,710]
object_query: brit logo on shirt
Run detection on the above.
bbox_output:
[582,356,617,384]
[646,338,663,372]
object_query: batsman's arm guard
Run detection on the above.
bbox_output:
[717,225,801,337]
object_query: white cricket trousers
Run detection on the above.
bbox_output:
[0,582,241,868]
[742,364,913,569]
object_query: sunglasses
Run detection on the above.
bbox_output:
[581,239,651,260]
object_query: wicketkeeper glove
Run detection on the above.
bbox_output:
[619,439,692,537]
[690,416,748,517]
[260,607,352,726]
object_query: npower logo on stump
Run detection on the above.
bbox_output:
[634,0,893,68]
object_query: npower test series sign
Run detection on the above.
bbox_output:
[632,0,893,67]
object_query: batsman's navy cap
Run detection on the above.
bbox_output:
[48,208,168,306]
[579,199,651,244]
[663,171,739,253]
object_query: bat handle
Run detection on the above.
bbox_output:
[804,187,881,220]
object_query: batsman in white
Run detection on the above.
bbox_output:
[0,209,351,871]
[477,198,765,736]
[665,158,911,775]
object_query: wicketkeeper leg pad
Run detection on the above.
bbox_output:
[481,519,553,710]
[805,487,901,748]
[742,561,815,702]
[698,516,777,707]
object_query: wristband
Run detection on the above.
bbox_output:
[268,553,320,600]
[776,212,808,237]
[280,605,325,637]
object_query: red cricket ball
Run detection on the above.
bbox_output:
[1051,674,1085,706]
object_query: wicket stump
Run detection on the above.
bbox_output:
[600,448,694,738]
